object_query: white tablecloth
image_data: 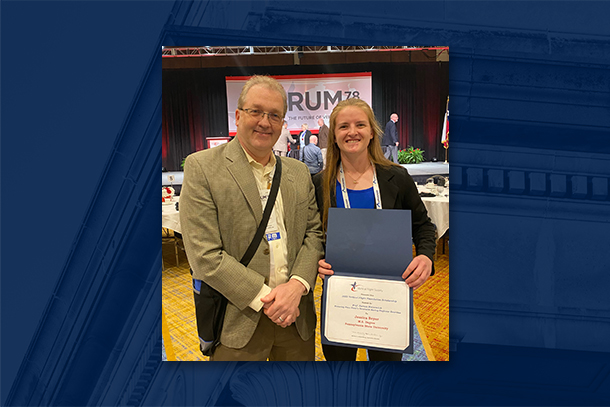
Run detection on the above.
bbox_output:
[417,186,449,239]
[162,193,447,240]
[162,196,181,234]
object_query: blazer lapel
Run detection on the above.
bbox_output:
[225,140,263,223]
[376,166,399,209]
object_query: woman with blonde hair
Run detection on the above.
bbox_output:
[312,98,436,361]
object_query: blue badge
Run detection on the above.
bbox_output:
[266,232,281,241]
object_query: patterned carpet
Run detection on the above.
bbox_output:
[162,237,206,361]
[413,241,449,361]
[162,234,449,362]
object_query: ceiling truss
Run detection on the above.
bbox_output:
[161,46,448,57]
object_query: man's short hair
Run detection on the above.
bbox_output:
[310,135,318,145]
[237,75,288,117]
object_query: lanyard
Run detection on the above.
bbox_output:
[338,162,382,209]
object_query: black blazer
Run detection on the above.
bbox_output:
[298,129,312,146]
[312,164,436,269]
[382,120,398,146]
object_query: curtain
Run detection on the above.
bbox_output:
[162,62,449,170]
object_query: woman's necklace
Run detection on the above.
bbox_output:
[338,161,383,209]
[345,164,370,184]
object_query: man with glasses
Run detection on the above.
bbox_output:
[180,75,323,361]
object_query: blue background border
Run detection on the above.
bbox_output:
[2,1,609,405]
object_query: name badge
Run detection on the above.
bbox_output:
[266,232,281,241]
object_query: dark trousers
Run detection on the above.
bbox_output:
[383,145,399,163]
[211,314,315,361]
[322,343,402,361]
[288,149,300,159]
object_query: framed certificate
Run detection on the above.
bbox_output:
[323,275,412,353]
[321,208,414,354]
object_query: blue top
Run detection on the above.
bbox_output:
[335,182,375,209]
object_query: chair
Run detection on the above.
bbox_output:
[173,232,186,266]
[432,226,449,261]
[162,228,186,269]
[440,230,448,255]
[425,176,448,254]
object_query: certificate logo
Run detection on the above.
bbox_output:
[350,282,358,291]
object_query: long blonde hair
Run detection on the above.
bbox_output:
[321,98,400,230]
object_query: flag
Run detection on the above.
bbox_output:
[441,105,449,149]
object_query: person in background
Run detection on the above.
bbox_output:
[180,75,323,361]
[298,123,312,161]
[313,98,435,361]
[288,129,300,159]
[382,113,399,163]
[273,120,292,157]
[302,135,323,175]
[317,118,329,168]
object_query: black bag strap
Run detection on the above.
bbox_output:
[196,156,282,357]
[239,155,282,266]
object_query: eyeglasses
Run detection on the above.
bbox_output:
[238,108,283,125]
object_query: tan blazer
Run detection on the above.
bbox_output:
[180,139,324,349]
[273,128,292,153]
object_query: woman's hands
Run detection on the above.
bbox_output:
[318,259,334,280]
[402,255,432,289]
[319,255,431,289]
